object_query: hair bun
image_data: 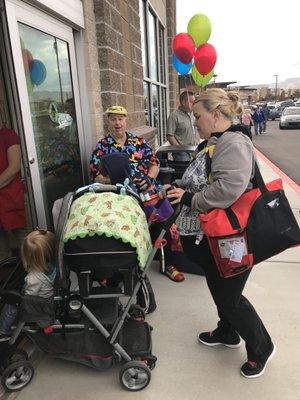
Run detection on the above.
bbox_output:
[227,92,240,102]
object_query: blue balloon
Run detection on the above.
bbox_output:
[30,59,47,86]
[172,54,192,75]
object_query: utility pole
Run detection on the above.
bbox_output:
[274,74,278,102]
[213,74,218,87]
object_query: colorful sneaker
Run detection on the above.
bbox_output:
[240,343,276,379]
[198,328,241,348]
[164,265,185,282]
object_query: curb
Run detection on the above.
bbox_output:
[255,148,300,195]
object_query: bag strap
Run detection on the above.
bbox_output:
[252,161,268,193]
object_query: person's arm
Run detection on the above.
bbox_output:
[166,134,180,146]
[147,163,159,180]
[89,140,108,182]
[0,144,21,189]
[24,273,43,296]
[166,113,180,145]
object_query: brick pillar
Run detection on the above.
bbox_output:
[166,0,179,113]
[94,0,145,132]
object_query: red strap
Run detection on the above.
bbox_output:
[154,238,167,248]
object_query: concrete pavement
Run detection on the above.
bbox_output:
[4,150,300,400]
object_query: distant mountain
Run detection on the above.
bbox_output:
[270,77,300,89]
[231,77,300,90]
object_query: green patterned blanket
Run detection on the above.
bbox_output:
[63,192,152,269]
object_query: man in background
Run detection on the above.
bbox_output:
[167,91,196,161]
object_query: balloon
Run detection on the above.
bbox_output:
[194,43,217,76]
[187,14,211,47]
[30,59,47,86]
[172,55,192,75]
[191,65,214,87]
[172,33,195,64]
[22,49,33,75]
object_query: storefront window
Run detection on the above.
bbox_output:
[139,0,167,144]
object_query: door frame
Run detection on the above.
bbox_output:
[5,0,86,227]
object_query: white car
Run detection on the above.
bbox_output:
[279,107,300,129]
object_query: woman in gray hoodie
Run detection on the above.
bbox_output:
[165,89,275,379]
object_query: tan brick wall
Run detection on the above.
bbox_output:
[94,0,145,135]
[82,0,104,145]
[166,0,178,113]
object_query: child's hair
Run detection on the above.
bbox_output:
[21,229,55,273]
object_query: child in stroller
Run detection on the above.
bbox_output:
[0,183,177,393]
[0,229,57,342]
[97,152,185,282]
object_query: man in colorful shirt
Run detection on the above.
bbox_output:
[89,106,185,283]
[90,106,159,187]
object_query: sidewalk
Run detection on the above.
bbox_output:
[6,151,300,400]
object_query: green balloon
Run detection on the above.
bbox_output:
[191,64,214,87]
[187,14,211,47]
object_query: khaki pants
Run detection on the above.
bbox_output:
[0,229,28,262]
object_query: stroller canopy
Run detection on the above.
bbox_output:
[63,192,151,268]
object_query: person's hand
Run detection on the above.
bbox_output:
[133,175,153,192]
[161,184,172,198]
[166,187,185,204]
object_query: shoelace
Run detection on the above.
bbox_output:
[247,361,256,368]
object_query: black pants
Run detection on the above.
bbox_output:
[181,235,272,361]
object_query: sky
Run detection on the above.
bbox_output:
[176,0,300,86]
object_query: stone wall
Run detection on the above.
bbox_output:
[82,0,104,145]
[94,0,145,134]
[166,0,178,113]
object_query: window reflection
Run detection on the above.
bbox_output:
[19,23,83,227]
[143,82,150,125]
[159,25,165,84]
[139,0,147,77]
[140,2,167,144]
[152,85,159,128]
[148,11,157,81]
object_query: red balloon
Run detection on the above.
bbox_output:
[22,49,33,75]
[172,33,195,64]
[194,43,217,76]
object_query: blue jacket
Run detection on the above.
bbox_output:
[252,110,264,123]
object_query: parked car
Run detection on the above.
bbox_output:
[279,107,300,129]
[294,101,300,107]
[270,99,296,120]
[270,106,285,120]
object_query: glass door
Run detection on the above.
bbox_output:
[5,0,84,228]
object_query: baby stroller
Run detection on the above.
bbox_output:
[156,144,196,183]
[0,183,178,393]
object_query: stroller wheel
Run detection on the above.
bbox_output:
[1,360,34,392]
[119,361,151,391]
[2,348,28,370]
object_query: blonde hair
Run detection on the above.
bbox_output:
[21,229,55,273]
[194,89,244,120]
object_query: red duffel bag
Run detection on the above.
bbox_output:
[199,163,300,278]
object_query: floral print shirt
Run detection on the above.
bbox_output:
[90,132,159,180]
